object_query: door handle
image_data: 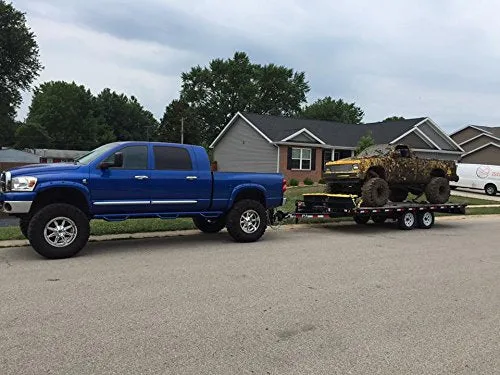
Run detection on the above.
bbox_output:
[134,175,149,180]
[186,176,198,180]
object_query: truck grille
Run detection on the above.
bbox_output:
[329,164,355,172]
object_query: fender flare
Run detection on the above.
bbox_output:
[227,184,267,209]
[35,182,92,210]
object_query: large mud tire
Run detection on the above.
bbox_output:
[28,203,90,259]
[389,188,408,202]
[425,177,450,204]
[226,199,267,243]
[193,216,226,233]
[19,217,30,239]
[361,178,390,207]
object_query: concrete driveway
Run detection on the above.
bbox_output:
[451,188,500,202]
[1,216,499,374]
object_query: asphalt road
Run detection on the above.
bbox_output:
[1,216,500,375]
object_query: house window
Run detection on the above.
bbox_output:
[291,148,312,170]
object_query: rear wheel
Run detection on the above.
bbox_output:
[192,216,226,233]
[417,211,434,229]
[361,177,390,206]
[27,203,90,259]
[425,177,450,204]
[485,183,497,196]
[398,211,417,230]
[226,199,267,243]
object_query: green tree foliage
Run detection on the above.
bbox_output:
[25,81,109,150]
[95,88,158,142]
[0,0,43,146]
[383,116,405,122]
[355,131,375,155]
[180,51,310,146]
[14,122,51,150]
[300,96,364,124]
[155,99,200,145]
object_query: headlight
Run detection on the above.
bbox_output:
[11,176,37,191]
[352,164,359,170]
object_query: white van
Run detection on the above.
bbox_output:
[450,163,500,196]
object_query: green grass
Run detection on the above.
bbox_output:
[0,185,498,242]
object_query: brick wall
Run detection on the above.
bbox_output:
[279,145,323,183]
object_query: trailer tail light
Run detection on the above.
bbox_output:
[282,179,287,193]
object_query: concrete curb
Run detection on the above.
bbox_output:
[1,214,500,249]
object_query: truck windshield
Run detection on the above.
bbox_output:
[74,143,120,165]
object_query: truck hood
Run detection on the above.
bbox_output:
[325,158,361,166]
[7,163,81,176]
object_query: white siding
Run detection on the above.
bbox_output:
[213,118,277,172]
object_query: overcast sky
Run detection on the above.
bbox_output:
[12,0,500,133]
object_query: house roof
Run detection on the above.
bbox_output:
[31,148,90,159]
[450,124,500,138]
[240,112,427,147]
[0,148,41,163]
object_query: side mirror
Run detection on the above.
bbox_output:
[99,152,123,169]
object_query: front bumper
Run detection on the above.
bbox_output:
[323,172,362,185]
[0,192,35,214]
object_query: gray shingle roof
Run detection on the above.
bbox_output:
[241,112,426,147]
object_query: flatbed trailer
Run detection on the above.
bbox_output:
[288,193,467,230]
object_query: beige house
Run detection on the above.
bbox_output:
[450,125,500,166]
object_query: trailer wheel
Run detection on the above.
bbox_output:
[361,177,390,206]
[226,199,267,242]
[27,203,90,259]
[371,214,387,224]
[398,211,416,230]
[193,216,226,233]
[417,211,434,229]
[353,215,370,225]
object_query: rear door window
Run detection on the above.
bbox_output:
[153,146,193,170]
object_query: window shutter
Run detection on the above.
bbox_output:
[311,148,316,170]
[287,147,292,170]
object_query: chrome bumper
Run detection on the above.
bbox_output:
[0,200,33,214]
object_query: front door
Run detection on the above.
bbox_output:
[89,145,152,214]
[149,145,212,212]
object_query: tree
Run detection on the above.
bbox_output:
[383,116,405,122]
[96,88,158,142]
[25,81,109,150]
[300,97,364,124]
[14,121,51,150]
[355,131,375,155]
[0,0,43,145]
[180,51,310,146]
[156,99,200,145]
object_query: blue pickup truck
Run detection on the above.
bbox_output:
[0,142,286,259]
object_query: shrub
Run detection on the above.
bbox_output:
[304,177,314,185]
[318,178,325,184]
[289,178,299,186]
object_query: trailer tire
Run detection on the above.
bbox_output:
[19,217,30,239]
[226,199,267,243]
[361,177,390,207]
[398,211,417,230]
[353,215,370,225]
[389,188,408,202]
[193,216,226,233]
[417,211,434,229]
[28,203,90,259]
[425,177,450,204]
[371,214,387,224]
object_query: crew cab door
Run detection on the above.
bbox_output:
[89,145,152,214]
[149,145,212,212]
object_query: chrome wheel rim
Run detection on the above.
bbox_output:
[404,213,415,227]
[240,210,260,234]
[422,212,433,226]
[44,217,78,248]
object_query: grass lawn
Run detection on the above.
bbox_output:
[0,185,499,242]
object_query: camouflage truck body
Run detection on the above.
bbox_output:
[323,144,459,206]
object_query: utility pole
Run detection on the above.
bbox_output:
[181,117,184,144]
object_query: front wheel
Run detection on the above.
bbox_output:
[192,216,226,233]
[27,203,90,259]
[226,199,267,243]
[19,217,30,239]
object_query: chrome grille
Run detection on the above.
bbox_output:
[329,164,355,172]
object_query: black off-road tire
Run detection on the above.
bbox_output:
[353,215,370,225]
[389,188,408,202]
[485,183,497,196]
[192,216,226,233]
[425,177,450,204]
[417,211,434,229]
[19,217,30,239]
[361,177,390,207]
[27,203,90,259]
[398,211,417,230]
[226,199,267,243]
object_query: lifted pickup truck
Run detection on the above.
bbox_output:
[0,142,286,259]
